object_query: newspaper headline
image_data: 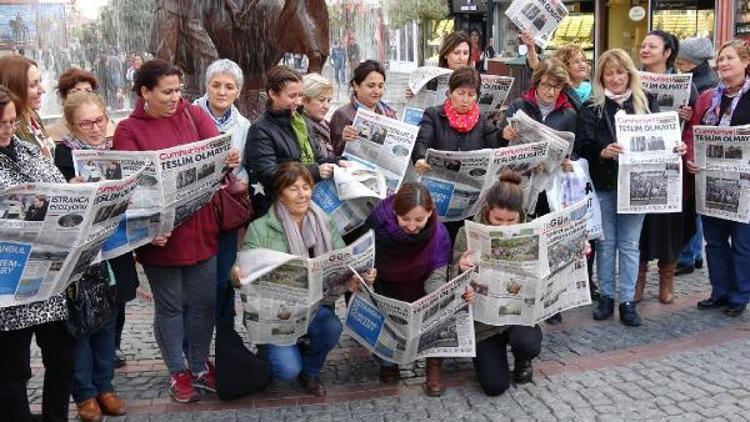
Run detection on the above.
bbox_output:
[505,0,569,48]
[639,72,693,113]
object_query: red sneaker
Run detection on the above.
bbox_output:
[192,361,216,393]
[169,370,200,403]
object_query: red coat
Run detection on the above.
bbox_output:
[113,97,221,266]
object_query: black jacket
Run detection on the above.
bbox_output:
[690,61,720,94]
[574,94,660,191]
[411,105,503,162]
[498,95,578,144]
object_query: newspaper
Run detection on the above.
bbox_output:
[333,161,387,201]
[615,111,683,213]
[505,0,569,48]
[639,72,693,113]
[478,75,514,118]
[546,158,604,239]
[0,170,143,308]
[344,269,476,365]
[693,125,750,223]
[237,231,375,345]
[464,198,591,326]
[73,134,232,258]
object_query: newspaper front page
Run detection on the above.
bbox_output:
[0,170,143,308]
[464,198,591,326]
[639,72,693,113]
[237,231,375,345]
[546,158,604,239]
[694,125,750,223]
[478,75,515,118]
[615,111,683,213]
[73,134,232,258]
[344,269,476,365]
[505,0,569,48]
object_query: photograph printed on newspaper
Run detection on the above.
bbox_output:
[639,72,693,113]
[546,158,604,240]
[693,125,750,223]
[615,111,683,213]
[505,0,569,48]
[344,269,476,365]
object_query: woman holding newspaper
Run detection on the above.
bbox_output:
[686,39,750,318]
[113,59,242,404]
[231,162,376,396]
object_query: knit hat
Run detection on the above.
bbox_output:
[677,37,715,65]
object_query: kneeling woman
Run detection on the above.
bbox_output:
[453,171,542,396]
[234,162,374,396]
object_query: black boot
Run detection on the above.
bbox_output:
[512,359,533,384]
[619,302,642,326]
[545,313,562,325]
[592,296,615,320]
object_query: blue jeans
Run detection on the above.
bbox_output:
[261,305,341,380]
[701,216,750,306]
[72,307,117,403]
[216,230,238,326]
[596,191,645,302]
[678,215,704,266]
[334,65,345,85]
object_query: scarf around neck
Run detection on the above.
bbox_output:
[289,111,315,164]
[703,76,750,126]
[443,99,480,133]
[194,94,236,133]
[61,133,112,151]
[274,201,333,258]
[604,89,633,106]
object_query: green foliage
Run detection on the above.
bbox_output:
[388,0,448,30]
[99,0,153,53]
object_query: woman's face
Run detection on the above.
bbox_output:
[445,42,471,70]
[353,71,385,109]
[33,197,44,207]
[674,58,697,73]
[639,35,670,70]
[568,52,589,83]
[279,176,312,217]
[470,33,480,45]
[717,47,749,85]
[0,102,17,148]
[207,73,240,115]
[142,74,181,118]
[486,207,520,226]
[602,63,630,95]
[448,85,477,114]
[302,90,333,122]
[269,81,303,112]
[70,102,108,146]
[26,65,45,111]
[535,75,563,106]
[396,205,432,235]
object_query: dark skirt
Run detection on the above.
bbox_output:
[639,200,697,262]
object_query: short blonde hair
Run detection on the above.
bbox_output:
[717,39,750,75]
[302,73,334,99]
[591,49,650,115]
[531,58,571,90]
[554,45,585,71]
[63,91,106,126]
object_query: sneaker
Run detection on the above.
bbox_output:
[169,371,200,403]
[192,361,216,393]
[618,302,642,327]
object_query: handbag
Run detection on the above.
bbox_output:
[64,264,115,338]
[212,172,254,231]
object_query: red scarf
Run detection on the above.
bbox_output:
[443,99,480,133]
[521,88,572,112]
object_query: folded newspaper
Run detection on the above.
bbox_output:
[73,133,232,258]
[639,72,693,113]
[546,158,604,240]
[345,269,476,365]
[464,197,591,326]
[505,0,569,48]
[333,161,387,201]
[237,231,375,345]
[615,111,683,214]
[0,169,144,308]
[693,124,750,223]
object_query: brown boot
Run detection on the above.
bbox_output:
[424,357,445,397]
[657,260,676,304]
[635,260,648,303]
[76,398,102,422]
[379,365,400,384]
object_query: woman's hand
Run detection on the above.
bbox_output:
[561,158,574,172]
[225,148,241,168]
[503,124,519,141]
[677,104,693,122]
[686,160,702,174]
[151,232,171,247]
[462,285,475,304]
[342,125,359,142]
[69,176,85,184]
[458,250,476,273]
[361,268,377,285]
[583,240,592,257]
[414,159,432,174]
[405,87,414,99]
[337,160,349,168]
[674,141,687,156]
[319,163,335,179]
[519,30,535,49]
[346,268,377,293]
[600,143,624,160]
[230,265,243,288]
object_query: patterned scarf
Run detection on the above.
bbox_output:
[61,133,112,151]
[290,111,315,164]
[194,94,236,133]
[352,95,398,119]
[703,76,750,126]
[443,99,480,133]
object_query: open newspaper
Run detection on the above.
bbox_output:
[639,72,693,113]
[73,134,232,258]
[693,125,750,223]
[313,109,419,235]
[546,158,604,239]
[344,269,476,365]
[0,169,143,308]
[615,111,683,213]
[237,231,375,345]
[505,0,569,48]
[464,197,591,326]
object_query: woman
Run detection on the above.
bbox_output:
[0,55,54,158]
[329,60,397,156]
[47,68,115,143]
[553,44,593,109]
[452,171,543,396]
[233,162,375,396]
[575,49,660,326]
[113,59,241,403]
[687,40,750,318]
[301,73,336,160]
[246,65,341,217]
[470,30,483,71]
[194,58,251,327]
[367,182,472,396]
[0,86,75,422]
[437,32,472,70]
[636,30,697,304]
[53,91,127,422]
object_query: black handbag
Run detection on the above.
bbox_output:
[64,264,115,338]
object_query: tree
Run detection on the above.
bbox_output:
[99,0,153,53]
[387,0,448,65]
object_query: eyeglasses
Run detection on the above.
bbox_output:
[0,120,20,131]
[74,115,109,131]
[538,81,563,91]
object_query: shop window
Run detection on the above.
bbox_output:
[651,0,715,39]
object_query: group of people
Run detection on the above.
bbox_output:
[0,25,748,422]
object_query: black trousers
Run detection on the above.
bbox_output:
[472,325,542,396]
[0,321,76,422]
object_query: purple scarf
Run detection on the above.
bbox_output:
[704,76,750,126]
